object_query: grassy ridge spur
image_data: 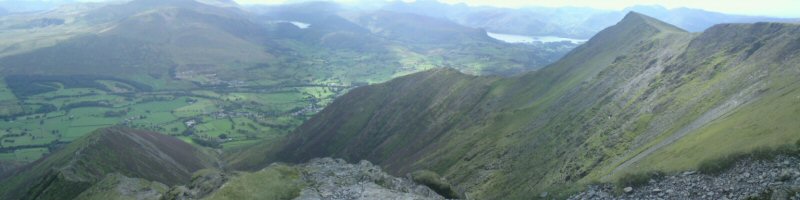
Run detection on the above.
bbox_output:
[234,12,800,198]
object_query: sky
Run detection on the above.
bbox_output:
[232,0,800,18]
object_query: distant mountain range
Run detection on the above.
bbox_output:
[0,0,569,83]
[4,0,796,39]
[381,0,799,38]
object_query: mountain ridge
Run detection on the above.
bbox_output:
[235,12,800,198]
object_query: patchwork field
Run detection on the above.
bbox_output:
[0,76,346,162]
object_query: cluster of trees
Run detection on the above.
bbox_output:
[190,135,222,149]
[112,82,135,91]
[0,103,55,121]
[34,104,57,113]
[4,74,152,97]
[0,140,67,153]
[62,100,112,110]
[103,109,128,117]
[138,96,173,104]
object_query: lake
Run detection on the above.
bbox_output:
[487,32,587,44]
[288,21,310,29]
[269,20,311,29]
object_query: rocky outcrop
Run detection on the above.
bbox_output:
[165,169,228,200]
[74,173,168,200]
[198,157,445,200]
[569,155,800,200]
[294,158,445,200]
[70,157,443,200]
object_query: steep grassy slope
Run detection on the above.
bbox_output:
[280,68,496,168]
[226,68,497,170]
[621,22,800,173]
[238,12,800,199]
[0,127,216,200]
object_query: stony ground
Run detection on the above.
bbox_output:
[294,158,444,200]
[569,155,800,200]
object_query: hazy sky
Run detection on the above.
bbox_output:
[233,0,800,18]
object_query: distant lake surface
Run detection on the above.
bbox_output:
[269,20,311,29]
[487,32,587,44]
[288,21,310,29]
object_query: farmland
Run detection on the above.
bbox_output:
[0,76,348,162]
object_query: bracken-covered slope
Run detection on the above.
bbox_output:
[0,127,216,200]
[237,12,800,199]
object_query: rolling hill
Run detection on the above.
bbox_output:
[232,12,800,199]
[0,0,272,83]
[0,127,217,200]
